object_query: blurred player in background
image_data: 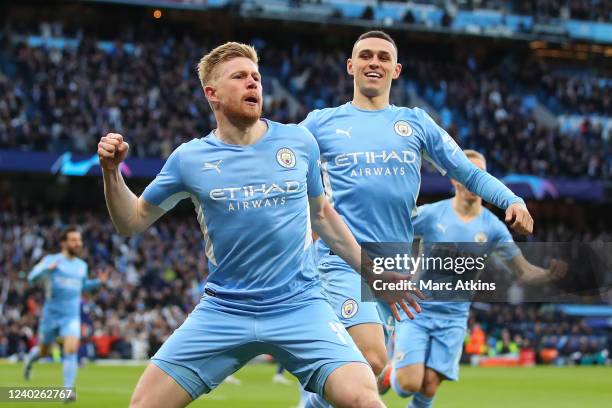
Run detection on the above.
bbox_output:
[382,150,567,408]
[272,364,291,385]
[98,42,417,408]
[23,226,108,401]
[300,30,533,408]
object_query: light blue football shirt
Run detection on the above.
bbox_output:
[142,119,324,306]
[301,102,523,252]
[412,198,520,319]
[28,253,97,319]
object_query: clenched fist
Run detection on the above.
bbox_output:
[505,202,534,235]
[98,133,130,171]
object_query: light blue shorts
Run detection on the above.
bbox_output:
[393,313,467,381]
[38,315,81,344]
[318,253,382,328]
[152,295,367,400]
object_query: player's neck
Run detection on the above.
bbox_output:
[61,250,75,260]
[452,196,481,221]
[351,93,389,111]
[214,117,267,146]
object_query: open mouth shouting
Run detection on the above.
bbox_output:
[243,94,260,106]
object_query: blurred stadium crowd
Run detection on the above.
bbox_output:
[0,204,206,361]
[467,305,609,366]
[0,201,609,365]
[0,20,610,178]
[174,0,611,23]
[506,0,610,21]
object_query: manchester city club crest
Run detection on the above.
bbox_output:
[341,299,358,319]
[394,120,413,137]
[393,350,405,362]
[276,148,296,168]
[474,232,488,242]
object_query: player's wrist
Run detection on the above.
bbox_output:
[508,199,526,209]
[101,162,118,171]
[360,257,376,283]
[101,166,121,178]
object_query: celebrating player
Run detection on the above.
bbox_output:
[98,42,417,408]
[300,31,533,407]
[23,226,108,401]
[382,150,566,408]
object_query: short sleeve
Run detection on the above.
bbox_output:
[302,128,324,198]
[142,146,189,211]
[299,110,320,140]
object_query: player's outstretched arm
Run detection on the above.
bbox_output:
[27,257,55,283]
[309,195,422,320]
[418,108,533,234]
[504,203,533,235]
[82,267,110,291]
[448,161,533,234]
[98,133,165,236]
[507,255,568,284]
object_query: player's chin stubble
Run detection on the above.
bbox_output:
[224,103,261,126]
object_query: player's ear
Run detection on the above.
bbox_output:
[347,58,354,75]
[392,63,402,79]
[450,178,460,190]
[204,85,218,103]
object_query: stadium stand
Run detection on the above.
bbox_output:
[468,303,609,366]
[0,20,610,179]
[0,204,206,361]
[1,192,610,363]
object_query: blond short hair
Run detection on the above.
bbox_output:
[197,42,258,89]
[464,149,486,169]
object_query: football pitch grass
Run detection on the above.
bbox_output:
[1,362,610,407]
